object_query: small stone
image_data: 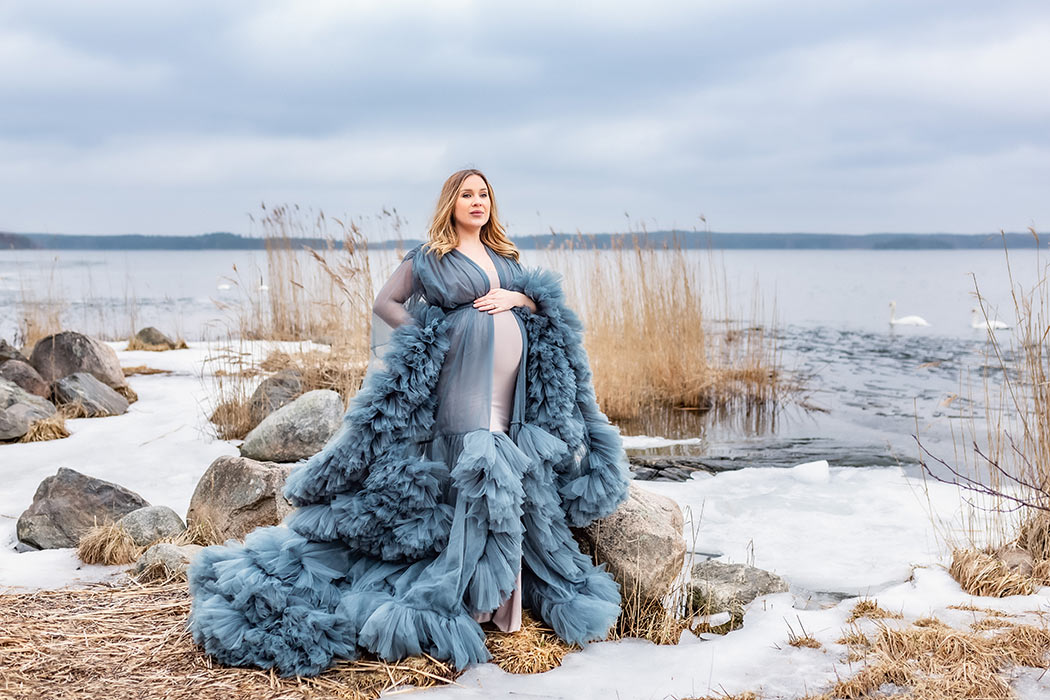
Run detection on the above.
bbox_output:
[51,372,129,417]
[248,368,304,425]
[239,389,343,463]
[16,468,150,549]
[0,377,56,440]
[117,505,187,547]
[688,560,790,624]
[0,339,28,366]
[29,330,128,392]
[186,456,295,542]
[576,483,686,601]
[133,327,177,350]
[0,360,48,397]
[134,542,203,579]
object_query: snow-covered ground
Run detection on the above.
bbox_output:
[2,342,1048,699]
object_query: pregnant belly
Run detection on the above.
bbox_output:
[490,311,523,432]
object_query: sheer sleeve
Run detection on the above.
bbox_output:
[372,257,416,329]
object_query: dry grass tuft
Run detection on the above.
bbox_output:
[949,548,1036,597]
[0,581,460,700]
[1017,511,1050,562]
[684,693,760,700]
[836,629,871,647]
[788,634,823,650]
[16,412,70,442]
[77,523,141,565]
[115,384,138,403]
[845,599,903,624]
[912,616,949,628]
[484,610,574,674]
[970,617,1016,632]
[57,399,92,419]
[122,365,173,376]
[824,619,1050,700]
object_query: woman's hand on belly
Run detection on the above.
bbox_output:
[473,288,537,314]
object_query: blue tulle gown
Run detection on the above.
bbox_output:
[187,243,632,676]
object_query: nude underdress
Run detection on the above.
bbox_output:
[462,248,523,633]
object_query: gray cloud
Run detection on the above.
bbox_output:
[0,0,1048,236]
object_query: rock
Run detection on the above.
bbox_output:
[118,505,187,547]
[133,542,203,579]
[248,368,304,425]
[29,331,129,392]
[186,456,295,542]
[995,545,1035,577]
[51,372,130,417]
[576,483,686,601]
[132,326,177,350]
[688,560,790,623]
[16,468,150,549]
[0,360,47,398]
[239,389,343,462]
[0,339,28,366]
[0,377,56,440]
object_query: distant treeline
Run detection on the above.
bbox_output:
[5,230,1043,251]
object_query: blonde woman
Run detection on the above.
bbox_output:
[189,169,631,676]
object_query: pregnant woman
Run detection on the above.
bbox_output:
[188,168,631,676]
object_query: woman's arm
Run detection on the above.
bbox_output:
[372,257,415,328]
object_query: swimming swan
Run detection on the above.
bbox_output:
[889,301,930,327]
[971,308,1010,330]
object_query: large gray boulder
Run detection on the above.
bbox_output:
[133,542,203,580]
[186,456,295,542]
[0,359,48,398]
[52,372,129,417]
[29,331,128,392]
[239,389,343,462]
[118,505,187,547]
[576,483,686,601]
[16,468,150,549]
[0,376,56,440]
[688,560,789,623]
[248,368,304,425]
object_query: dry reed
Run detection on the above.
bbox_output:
[545,235,780,421]
[204,205,374,440]
[77,523,141,565]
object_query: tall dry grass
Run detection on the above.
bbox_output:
[919,229,1050,594]
[204,205,377,439]
[543,234,780,421]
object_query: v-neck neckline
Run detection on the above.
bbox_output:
[453,245,500,289]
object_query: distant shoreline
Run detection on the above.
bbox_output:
[0,230,1042,251]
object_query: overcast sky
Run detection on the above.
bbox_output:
[2,0,1048,238]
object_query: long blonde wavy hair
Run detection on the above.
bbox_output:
[424,169,520,261]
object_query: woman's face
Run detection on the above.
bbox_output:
[452,174,490,231]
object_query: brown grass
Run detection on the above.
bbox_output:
[948,547,1036,597]
[545,235,781,421]
[0,581,588,700]
[77,523,141,565]
[122,365,173,376]
[16,412,70,442]
[827,619,1050,700]
[76,520,221,569]
[845,599,903,624]
[484,610,574,674]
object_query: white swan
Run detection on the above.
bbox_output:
[889,301,930,327]
[971,308,1010,330]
